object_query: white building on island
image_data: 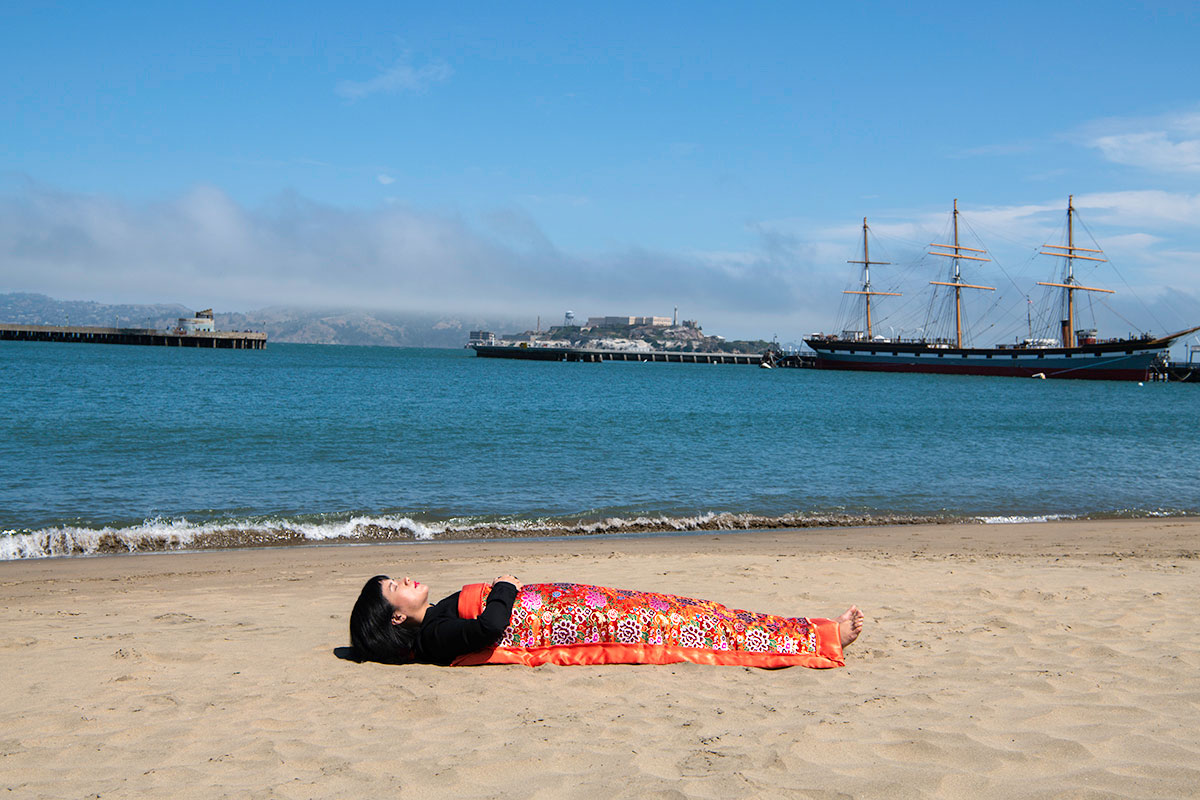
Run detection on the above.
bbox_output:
[584,315,673,328]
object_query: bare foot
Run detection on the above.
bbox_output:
[836,606,864,649]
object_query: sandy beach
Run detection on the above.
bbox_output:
[2,517,1198,799]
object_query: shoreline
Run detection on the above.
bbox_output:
[5,516,1199,571]
[4,508,1197,561]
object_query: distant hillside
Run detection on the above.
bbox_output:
[0,293,193,329]
[0,293,518,348]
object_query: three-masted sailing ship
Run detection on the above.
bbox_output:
[803,197,1200,381]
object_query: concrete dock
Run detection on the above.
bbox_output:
[0,323,267,349]
[1149,362,1199,382]
[471,343,763,365]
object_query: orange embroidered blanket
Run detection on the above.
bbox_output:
[452,582,844,669]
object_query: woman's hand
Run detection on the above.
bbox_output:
[495,574,523,591]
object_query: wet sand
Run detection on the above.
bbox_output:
[2,517,1198,798]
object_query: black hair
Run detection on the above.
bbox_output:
[349,575,416,664]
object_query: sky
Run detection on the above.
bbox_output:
[3,1,1200,350]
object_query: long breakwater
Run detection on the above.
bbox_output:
[0,323,266,349]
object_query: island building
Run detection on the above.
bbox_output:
[585,315,672,328]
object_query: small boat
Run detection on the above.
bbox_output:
[803,198,1200,381]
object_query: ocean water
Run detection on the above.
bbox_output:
[2,342,1197,559]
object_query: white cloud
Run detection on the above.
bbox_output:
[376,174,395,185]
[4,179,1198,342]
[336,57,453,100]
[1100,232,1162,251]
[1082,110,1200,173]
[1092,132,1200,173]
[1073,189,1200,227]
[0,181,805,336]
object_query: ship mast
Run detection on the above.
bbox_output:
[1036,196,1114,348]
[929,199,995,347]
[843,218,901,339]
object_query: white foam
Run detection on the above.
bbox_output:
[0,516,205,560]
[976,514,1073,524]
[0,508,972,560]
[288,515,441,541]
[0,510,766,560]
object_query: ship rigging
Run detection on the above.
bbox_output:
[805,198,1200,381]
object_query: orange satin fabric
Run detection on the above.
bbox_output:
[449,583,844,669]
[457,582,487,620]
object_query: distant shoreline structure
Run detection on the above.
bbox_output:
[467,309,775,362]
[0,308,267,349]
[470,342,767,365]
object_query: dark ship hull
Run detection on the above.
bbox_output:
[801,334,1190,381]
[812,199,1199,382]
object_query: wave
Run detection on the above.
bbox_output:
[0,510,964,560]
[6,507,1193,560]
[975,508,1192,525]
[976,514,1074,524]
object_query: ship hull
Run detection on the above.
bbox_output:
[471,344,567,361]
[802,338,1165,381]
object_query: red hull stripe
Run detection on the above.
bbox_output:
[811,359,1148,380]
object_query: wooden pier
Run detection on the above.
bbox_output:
[1149,362,1199,382]
[776,353,817,369]
[0,323,267,349]
[471,343,763,365]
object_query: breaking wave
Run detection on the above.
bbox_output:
[6,507,1191,560]
[976,508,1189,525]
[1,510,963,560]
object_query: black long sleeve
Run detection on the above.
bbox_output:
[414,581,518,665]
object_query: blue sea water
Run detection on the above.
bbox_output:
[1,342,1198,558]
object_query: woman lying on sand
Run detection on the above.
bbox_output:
[350,574,864,669]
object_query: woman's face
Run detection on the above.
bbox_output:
[380,576,429,622]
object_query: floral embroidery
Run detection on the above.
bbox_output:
[474,583,818,658]
[679,624,704,648]
[745,629,770,652]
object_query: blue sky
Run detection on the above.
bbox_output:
[3,1,1199,348]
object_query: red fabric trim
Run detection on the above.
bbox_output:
[451,617,845,670]
[809,617,844,666]
[457,583,488,620]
